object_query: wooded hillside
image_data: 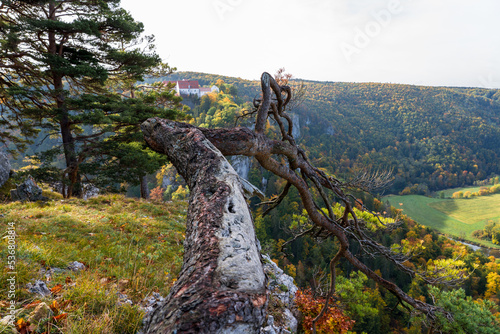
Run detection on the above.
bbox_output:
[167,72,500,194]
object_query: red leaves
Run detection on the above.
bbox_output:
[53,313,68,321]
[23,300,42,309]
[295,289,355,333]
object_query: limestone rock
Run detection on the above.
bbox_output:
[27,302,53,325]
[0,152,10,188]
[67,261,85,271]
[0,314,17,330]
[27,280,51,297]
[141,292,165,314]
[10,176,47,202]
[230,155,251,180]
[291,113,300,138]
[261,255,299,333]
[117,292,133,306]
[262,255,298,308]
[82,184,99,200]
[0,320,16,334]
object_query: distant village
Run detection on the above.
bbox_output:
[164,80,219,97]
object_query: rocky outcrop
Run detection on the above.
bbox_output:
[231,155,251,180]
[10,176,47,202]
[261,255,299,334]
[82,184,99,200]
[27,280,52,297]
[27,302,53,326]
[291,114,300,139]
[0,152,10,188]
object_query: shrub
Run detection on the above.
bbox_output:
[295,289,354,333]
[149,186,164,202]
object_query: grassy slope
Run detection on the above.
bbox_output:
[0,194,186,334]
[429,195,500,225]
[384,193,500,248]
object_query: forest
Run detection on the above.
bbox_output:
[169,71,500,196]
[4,69,500,333]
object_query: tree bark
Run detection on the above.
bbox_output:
[48,2,81,198]
[140,175,149,199]
[141,71,444,329]
[141,119,267,333]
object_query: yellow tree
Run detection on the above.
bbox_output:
[485,272,500,301]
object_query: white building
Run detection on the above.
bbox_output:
[164,80,219,97]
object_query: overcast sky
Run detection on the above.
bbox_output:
[120,0,500,89]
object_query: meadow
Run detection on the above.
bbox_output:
[0,194,186,333]
[384,189,500,248]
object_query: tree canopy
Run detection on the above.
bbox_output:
[0,0,185,197]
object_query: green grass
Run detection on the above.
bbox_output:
[429,195,500,225]
[0,194,187,333]
[384,193,500,248]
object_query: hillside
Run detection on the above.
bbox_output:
[167,72,500,194]
[0,195,186,333]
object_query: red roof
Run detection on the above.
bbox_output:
[177,80,200,89]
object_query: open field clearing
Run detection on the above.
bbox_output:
[384,193,500,248]
[429,195,500,225]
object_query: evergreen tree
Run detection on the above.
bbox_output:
[0,0,184,197]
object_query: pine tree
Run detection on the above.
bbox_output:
[0,0,184,197]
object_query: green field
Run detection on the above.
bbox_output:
[384,192,500,248]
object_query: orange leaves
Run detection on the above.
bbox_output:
[149,186,164,202]
[50,284,64,295]
[49,298,69,321]
[295,289,354,334]
[53,312,68,321]
[49,300,59,313]
[24,300,42,309]
[16,318,29,334]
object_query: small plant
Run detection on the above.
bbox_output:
[149,186,164,202]
[278,284,289,292]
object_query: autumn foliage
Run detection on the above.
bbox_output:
[295,289,354,333]
[149,186,164,202]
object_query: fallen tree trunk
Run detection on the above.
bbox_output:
[141,72,447,332]
[140,119,267,333]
